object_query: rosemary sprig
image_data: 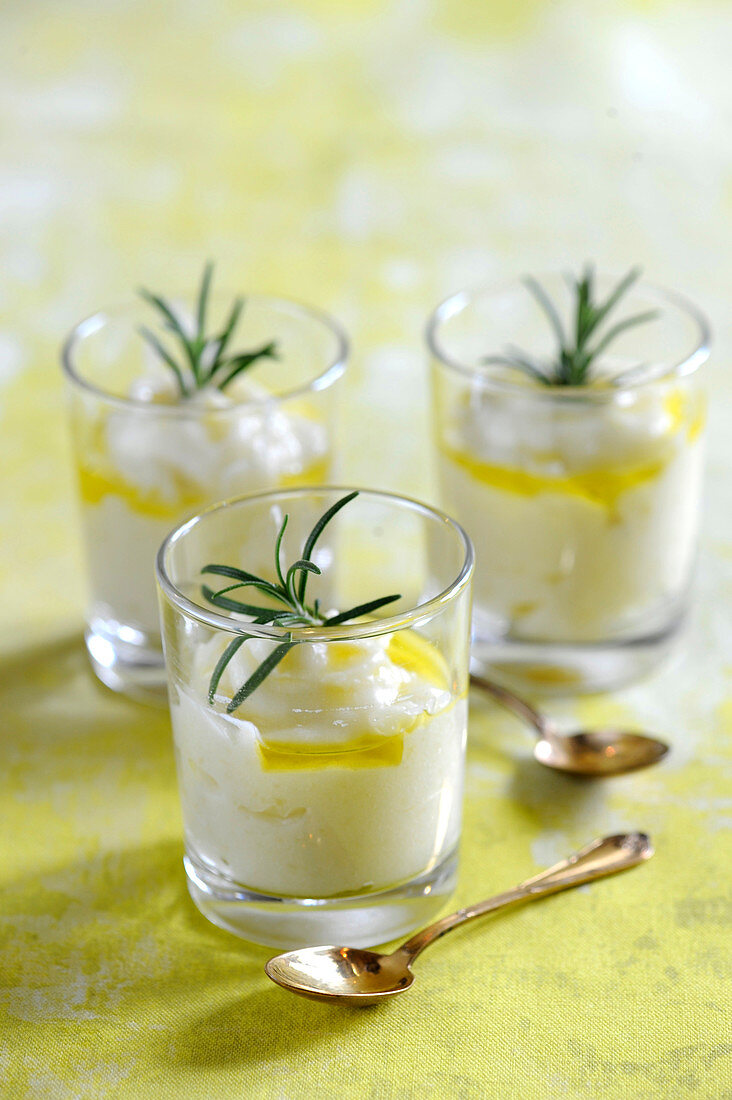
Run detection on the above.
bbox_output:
[138,262,278,398]
[201,491,402,712]
[483,266,659,386]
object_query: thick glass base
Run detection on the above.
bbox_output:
[184,847,459,949]
[471,612,683,695]
[86,617,168,703]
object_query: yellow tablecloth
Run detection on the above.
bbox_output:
[2,2,731,1096]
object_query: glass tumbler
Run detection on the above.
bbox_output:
[428,276,710,691]
[156,487,473,948]
[62,294,347,700]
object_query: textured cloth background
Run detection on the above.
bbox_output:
[1,1,731,1096]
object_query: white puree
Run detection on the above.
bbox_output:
[78,374,327,635]
[170,633,466,898]
[438,384,703,640]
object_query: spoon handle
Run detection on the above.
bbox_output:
[398,833,652,963]
[469,672,550,737]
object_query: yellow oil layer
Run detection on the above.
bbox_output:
[77,455,330,520]
[279,457,330,488]
[489,662,584,687]
[443,385,705,512]
[257,730,406,771]
[441,443,666,511]
[387,628,448,688]
[664,389,706,442]
[256,630,451,772]
[78,464,203,520]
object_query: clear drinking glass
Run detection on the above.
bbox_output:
[156,488,473,948]
[428,276,710,691]
[62,295,347,700]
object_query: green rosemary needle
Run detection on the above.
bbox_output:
[201,491,402,712]
[483,265,659,387]
[138,262,277,398]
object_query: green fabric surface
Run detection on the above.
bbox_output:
[3,631,731,1097]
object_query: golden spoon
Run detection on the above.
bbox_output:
[265,833,653,1005]
[469,672,669,776]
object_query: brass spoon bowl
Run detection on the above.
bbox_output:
[265,833,653,1005]
[470,673,669,776]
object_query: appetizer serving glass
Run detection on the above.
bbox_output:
[62,295,347,700]
[428,276,710,692]
[156,488,473,948]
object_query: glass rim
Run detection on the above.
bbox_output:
[61,292,348,416]
[426,275,711,402]
[156,485,474,642]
